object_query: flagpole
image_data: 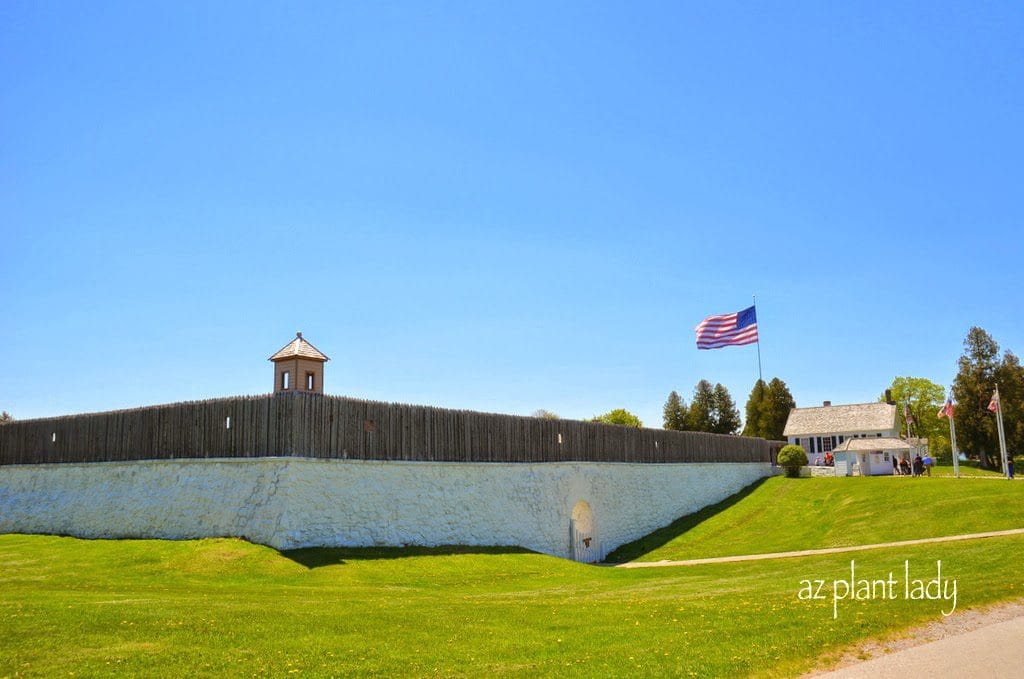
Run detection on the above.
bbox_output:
[948,390,960,478]
[904,401,916,475]
[995,385,1009,479]
[753,294,762,383]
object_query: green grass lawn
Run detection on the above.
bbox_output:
[2,533,1023,678]
[3,476,1024,677]
[606,475,1024,563]
[931,462,1008,477]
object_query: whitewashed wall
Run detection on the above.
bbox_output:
[0,458,771,559]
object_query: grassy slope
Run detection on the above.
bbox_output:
[3,478,1024,677]
[2,534,1024,677]
[606,476,1024,563]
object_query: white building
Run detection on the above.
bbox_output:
[783,401,907,476]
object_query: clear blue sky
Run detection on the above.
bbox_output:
[3,2,1022,428]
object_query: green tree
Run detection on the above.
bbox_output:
[687,380,717,432]
[741,377,794,439]
[662,391,688,431]
[879,376,949,458]
[712,383,741,435]
[742,379,768,437]
[994,350,1024,465]
[685,380,740,434]
[592,408,643,428]
[764,378,796,440]
[952,327,1024,469]
[531,409,560,420]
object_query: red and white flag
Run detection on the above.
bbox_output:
[988,391,999,413]
[938,398,954,419]
[695,305,759,350]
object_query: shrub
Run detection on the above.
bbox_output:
[777,444,808,478]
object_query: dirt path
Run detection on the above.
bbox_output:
[804,599,1024,678]
[613,528,1024,568]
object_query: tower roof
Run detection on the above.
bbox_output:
[268,332,329,362]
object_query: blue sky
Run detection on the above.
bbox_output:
[2,1,1022,428]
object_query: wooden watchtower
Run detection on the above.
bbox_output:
[269,332,329,394]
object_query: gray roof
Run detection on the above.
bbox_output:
[269,332,330,362]
[832,437,911,452]
[783,402,897,437]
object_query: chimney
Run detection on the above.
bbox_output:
[823,400,831,407]
[885,389,895,405]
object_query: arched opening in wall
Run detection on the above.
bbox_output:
[569,500,602,563]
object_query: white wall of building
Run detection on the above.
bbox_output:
[0,457,771,560]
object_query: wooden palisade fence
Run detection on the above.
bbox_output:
[0,393,773,466]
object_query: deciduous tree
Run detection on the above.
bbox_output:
[592,409,643,428]
[879,376,949,458]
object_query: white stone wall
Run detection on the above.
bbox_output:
[0,458,772,559]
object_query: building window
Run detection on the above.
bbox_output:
[282,371,290,390]
[876,433,882,437]
[822,436,834,453]
[306,372,315,390]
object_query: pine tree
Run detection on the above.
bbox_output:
[764,378,796,440]
[953,327,1002,468]
[994,350,1024,465]
[741,378,794,439]
[742,379,768,437]
[687,380,717,432]
[712,383,741,435]
[663,391,688,431]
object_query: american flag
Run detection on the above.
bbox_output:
[988,390,999,413]
[937,398,954,419]
[695,305,759,350]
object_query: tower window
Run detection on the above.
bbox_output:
[306,372,315,390]
[282,371,290,390]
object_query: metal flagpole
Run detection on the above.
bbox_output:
[753,294,762,383]
[948,390,960,479]
[995,385,1010,479]
[904,401,915,475]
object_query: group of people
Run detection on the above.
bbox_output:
[894,453,933,477]
[811,452,834,467]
